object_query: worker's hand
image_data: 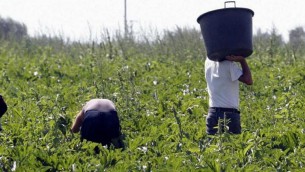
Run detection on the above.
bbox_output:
[225,55,245,62]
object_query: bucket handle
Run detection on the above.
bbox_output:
[224,1,236,8]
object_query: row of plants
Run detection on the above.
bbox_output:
[0,38,305,171]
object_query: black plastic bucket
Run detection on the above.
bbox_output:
[197,1,254,61]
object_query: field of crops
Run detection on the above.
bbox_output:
[0,35,305,171]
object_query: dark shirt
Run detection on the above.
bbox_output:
[0,95,7,118]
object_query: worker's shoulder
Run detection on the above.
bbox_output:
[87,98,114,105]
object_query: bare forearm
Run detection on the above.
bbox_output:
[71,111,84,133]
[239,59,253,85]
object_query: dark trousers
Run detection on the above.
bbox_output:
[206,107,241,135]
[81,110,123,148]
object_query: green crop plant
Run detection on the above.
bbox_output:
[0,26,305,171]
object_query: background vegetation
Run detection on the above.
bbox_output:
[0,16,305,171]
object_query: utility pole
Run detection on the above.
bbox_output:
[124,0,128,37]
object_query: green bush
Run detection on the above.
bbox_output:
[0,25,305,171]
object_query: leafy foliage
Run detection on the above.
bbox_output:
[0,16,27,41]
[0,26,305,171]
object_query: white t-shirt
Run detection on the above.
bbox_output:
[205,58,243,109]
[83,99,116,113]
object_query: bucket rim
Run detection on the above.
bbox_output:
[196,7,254,23]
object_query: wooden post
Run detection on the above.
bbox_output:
[124,0,128,37]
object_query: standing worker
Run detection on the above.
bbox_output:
[71,98,124,149]
[0,95,8,131]
[205,55,253,135]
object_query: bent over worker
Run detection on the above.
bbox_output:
[71,98,124,149]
